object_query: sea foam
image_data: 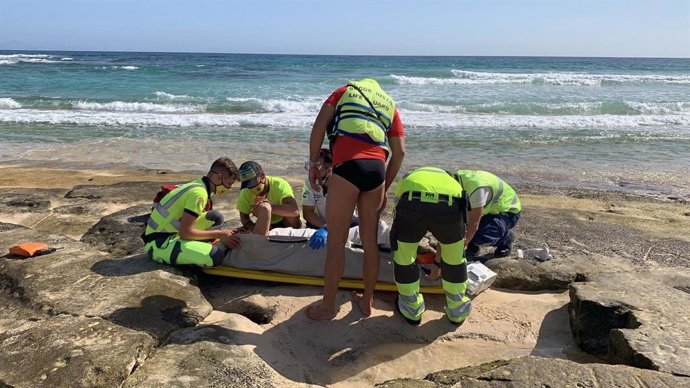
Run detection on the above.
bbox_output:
[0,109,315,128]
[225,97,322,113]
[98,66,140,70]
[399,111,690,130]
[154,91,193,100]
[2,108,689,130]
[391,70,690,86]
[0,98,21,109]
[73,101,203,113]
[398,100,690,116]
[0,54,61,65]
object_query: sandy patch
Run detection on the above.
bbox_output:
[202,283,596,386]
[0,162,198,189]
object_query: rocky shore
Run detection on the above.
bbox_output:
[1,162,689,387]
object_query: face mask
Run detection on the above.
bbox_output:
[211,170,233,197]
[249,182,265,196]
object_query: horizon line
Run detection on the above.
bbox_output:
[1,48,689,60]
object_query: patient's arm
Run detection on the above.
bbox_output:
[302,205,325,228]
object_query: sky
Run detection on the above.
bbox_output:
[1,0,688,58]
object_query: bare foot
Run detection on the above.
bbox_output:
[306,302,337,320]
[352,291,372,317]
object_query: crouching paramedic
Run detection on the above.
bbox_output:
[455,170,521,259]
[141,157,241,267]
[391,166,471,325]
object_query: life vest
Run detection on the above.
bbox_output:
[144,179,210,237]
[328,79,396,155]
[454,170,521,215]
[153,184,212,212]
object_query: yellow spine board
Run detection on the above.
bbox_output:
[202,266,444,294]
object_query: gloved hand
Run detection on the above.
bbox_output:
[309,226,328,250]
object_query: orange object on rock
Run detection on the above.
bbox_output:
[9,242,50,257]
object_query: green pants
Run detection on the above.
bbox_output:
[146,210,227,267]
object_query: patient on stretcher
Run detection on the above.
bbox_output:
[222,221,443,285]
[219,224,495,296]
[266,220,392,251]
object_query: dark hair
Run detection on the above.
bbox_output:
[210,157,239,179]
[318,148,333,166]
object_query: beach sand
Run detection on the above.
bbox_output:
[200,283,594,386]
[1,162,689,386]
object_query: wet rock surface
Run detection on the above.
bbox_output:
[516,210,690,269]
[65,181,173,203]
[80,204,150,257]
[465,190,690,292]
[0,189,64,213]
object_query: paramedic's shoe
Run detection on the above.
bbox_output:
[395,296,421,326]
[445,300,472,325]
[494,246,511,258]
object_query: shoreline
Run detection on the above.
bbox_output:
[3,158,688,203]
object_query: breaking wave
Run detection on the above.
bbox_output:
[98,65,140,70]
[0,109,315,128]
[73,101,203,113]
[0,53,66,66]
[391,70,690,86]
[2,108,689,130]
[154,91,193,100]
[224,97,322,113]
[0,98,21,109]
[398,100,690,116]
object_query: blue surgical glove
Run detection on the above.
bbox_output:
[309,226,328,250]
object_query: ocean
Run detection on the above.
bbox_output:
[1,51,689,199]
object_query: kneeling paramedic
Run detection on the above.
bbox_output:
[391,166,471,325]
[455,170,521,259]
[142,157,241,267]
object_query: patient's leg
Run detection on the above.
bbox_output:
[252,202,272,236]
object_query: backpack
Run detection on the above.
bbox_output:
[153,184,212,211]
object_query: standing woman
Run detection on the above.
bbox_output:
[306,78,406,320]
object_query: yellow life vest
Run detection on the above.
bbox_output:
[328,78,396,154]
